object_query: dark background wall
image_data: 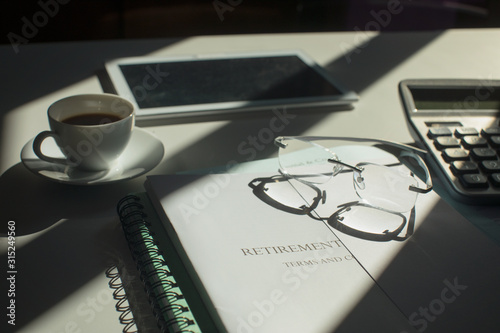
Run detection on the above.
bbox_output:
[2,0,500,44]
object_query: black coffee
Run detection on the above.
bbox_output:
[62,113,122,126]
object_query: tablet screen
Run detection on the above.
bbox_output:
[118,56,343,109]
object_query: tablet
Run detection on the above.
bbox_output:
[105,51,358,119]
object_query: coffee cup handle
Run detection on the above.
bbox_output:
[33,131,69,165]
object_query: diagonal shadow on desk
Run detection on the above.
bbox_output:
[0,163,142,235]
[0,163,158,332]
[0,39,183,116]
[136,31,445,175]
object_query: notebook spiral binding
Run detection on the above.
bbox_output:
[105,266,138,333]
[117,195,198,333]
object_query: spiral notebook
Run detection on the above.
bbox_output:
[118,177,422,332]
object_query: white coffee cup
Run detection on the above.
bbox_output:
[33,94,135,171]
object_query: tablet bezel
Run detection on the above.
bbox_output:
[105,50,358,119]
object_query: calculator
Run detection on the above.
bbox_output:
[399,79,500,204]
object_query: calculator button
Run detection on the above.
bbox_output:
[490,173,500,187]
[480,160,500,173]
[428,127,452,138]
[481,127,500,137]
[461,136,488,149]
[434,137,461,150]
[450,161,478,175]
[489,136,500,148]
[471,147,498,160]
[459,174,489,189]
[442,148,470,162]
[455,127,478,137]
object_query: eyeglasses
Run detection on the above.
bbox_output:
[274,136,433,213]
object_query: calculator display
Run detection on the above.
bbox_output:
[410,88,500,111]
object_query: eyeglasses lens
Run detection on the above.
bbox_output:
[353,163,418,213]
[278,138,340,184]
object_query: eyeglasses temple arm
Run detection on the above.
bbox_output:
[276,136,428,154]
[400,151,433,193]
[409,186,432,194]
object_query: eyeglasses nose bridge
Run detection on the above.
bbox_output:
[354,172,366,190]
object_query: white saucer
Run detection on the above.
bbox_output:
[21,127,164,185]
